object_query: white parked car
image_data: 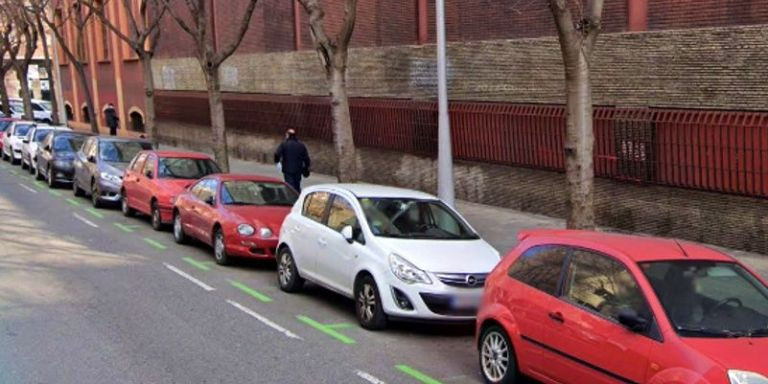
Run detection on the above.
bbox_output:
[2,121,36,165]
[5,99,54,123]
[21,125,69,172]
[276,184,501,329]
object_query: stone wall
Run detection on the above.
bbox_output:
[153,24,768,111]
[157,121,768,254]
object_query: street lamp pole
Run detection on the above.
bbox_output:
[436,0,454,206]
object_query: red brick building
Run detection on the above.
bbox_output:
[60,0,768,252]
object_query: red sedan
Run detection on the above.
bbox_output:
[172,174,298,265]
[121,150,221,230]
[477,229,768,384]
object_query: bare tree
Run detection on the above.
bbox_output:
[298,0,358,182]
[547,0,604,229]
[0,12,19,116]
[1,0,38,121]
[32,9,61,124]
[161,0,260,172]
[31,0,99,132]
[82,0,166,147]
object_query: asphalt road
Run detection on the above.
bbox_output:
[0,162,486,384]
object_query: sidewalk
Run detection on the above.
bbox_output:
[160,144,768,277]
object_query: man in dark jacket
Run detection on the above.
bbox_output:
[274,129,310,192]
[104,103,119,136]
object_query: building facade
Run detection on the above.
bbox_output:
[59,0,768,252]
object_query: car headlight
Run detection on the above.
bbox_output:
[100,172,121,183]
[729,370,768,384]
[237,224,255,236]
[259,227,272,239]
[389,254,432,285]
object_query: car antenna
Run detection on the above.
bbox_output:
[674,240,690,258]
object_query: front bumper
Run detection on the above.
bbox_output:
[12,148,22,160]
[95,179,122,202]
[380,277,485,321]
[226,237,279,259]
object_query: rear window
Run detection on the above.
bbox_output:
[14,124,33,136]
[158,157,221,179]
[54,135,86,152]
[508,245,568,295]
[302,192,330,223]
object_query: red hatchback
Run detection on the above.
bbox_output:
[121,151,221,230]
[477,230,768,384]
[171,174,298,265]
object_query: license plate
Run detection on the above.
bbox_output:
[450,294,482,310]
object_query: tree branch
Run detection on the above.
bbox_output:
[159,0,196,37]
[211,0,258,65]
[337,0,357,52]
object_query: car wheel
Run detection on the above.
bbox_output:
[212,228,230,265]
[34,164,43,180]
[72,177,84,196]
[173,212,188,244]
[27,160,35,174]
[47,167,57,188]
[20,159,27,170]
[2,151,7,161]
[150,201,163,231]
[91,182,102,208]
[355,275,387,330]
[121,194,134,217]
[277,247,303,292]
[479,325,519,384]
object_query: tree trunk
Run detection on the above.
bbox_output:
[329,66,357,182]
[204,68,230,172]
[16,67,34,121]
[563,51,596,230]
[0,71,10,116]
[141,56,158,148]
[38,34,60,125]
[74,64,99,133]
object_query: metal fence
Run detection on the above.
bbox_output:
[156,92,768,199]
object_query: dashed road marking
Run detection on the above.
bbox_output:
[229,280,272,303]
[163,263,215,291]
[227,299,302,340]
[355,370,387,384]
[144,238,167,250]
[182,257,212,271]
[72,213,99,228]
[114,223,135,232]
[297,315,356,345]
[66,198,81,206]
[395,365,443,384]
[18,183,38,194]
[48,189,62,197]
[85,208,104,218]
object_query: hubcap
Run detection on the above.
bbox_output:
[358,283,376,323]
[92,186,99,204]
[481,331,510,381]
[174,216,182,239]
[152,208,160,227]
[214,233,225,260]
[278,253,293,286]
[122,199,129,213]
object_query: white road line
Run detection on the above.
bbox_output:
[355,370,387,384]
[72,213,99,228]
[226,299,303,340]
[164,263,215,292]
[18,183,38,194]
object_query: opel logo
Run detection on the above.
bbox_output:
[465,275,478,287]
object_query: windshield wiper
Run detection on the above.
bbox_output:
[676,326,745,338]
[745,328,768,337]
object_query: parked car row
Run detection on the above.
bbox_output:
[2,130,767,384]
[0,98,55,123]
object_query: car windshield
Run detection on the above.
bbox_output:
[38,101,52,111]
[99,141,150,163]
[358,198,479,240]
[0,121,11,132]
[641,261,768,338]
[158,157,221,179]
[53,135,86,152]
[14,124,33,136]
[34,129,52,142]
[221,181,298,206]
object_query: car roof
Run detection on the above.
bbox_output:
[143,150,211,159]
[212,173,285,183]
[308,183,438,199]
[95,136,151,144]
[519,229,734,263]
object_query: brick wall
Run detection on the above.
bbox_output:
[153,24,768,111]
[649,0,768,30]
[155,119,768,254]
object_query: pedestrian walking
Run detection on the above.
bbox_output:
[104,103,119,136]
[274,129,310,193]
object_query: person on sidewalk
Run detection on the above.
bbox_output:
[274,129,310,193]
[104,103,119,136]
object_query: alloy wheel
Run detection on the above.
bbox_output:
[358,283,377,323]
[173,215,183,240]
[481,330,510,382]
[152,206,161,229]
[214,232,225,262]
[278,252,293,287]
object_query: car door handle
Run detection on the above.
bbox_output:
[317,238,327,246]
[548,311,565,323]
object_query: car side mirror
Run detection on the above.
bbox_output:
[204,196,214,206]
[617,309,649,333]
[145,169,153,179]
[22,139,29,144]
[87,155,96,163]
[341,225,355,244]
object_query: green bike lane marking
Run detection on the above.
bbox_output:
[33,180,45,189]
[85,208,105,219]
[48,189,62,197]
[296,315,355,344]
[183,257,212,271]
[66,198,81,206]
[144,238,167,250]
[114,223,142,233]
[229,280,272,303]
[395,365,443,384]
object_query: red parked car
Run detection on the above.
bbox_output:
[172,174,298,265]
[477,229,768,384]
[0,117,17,151]
[121,150,221,230]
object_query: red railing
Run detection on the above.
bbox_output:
[156,91,768,199]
